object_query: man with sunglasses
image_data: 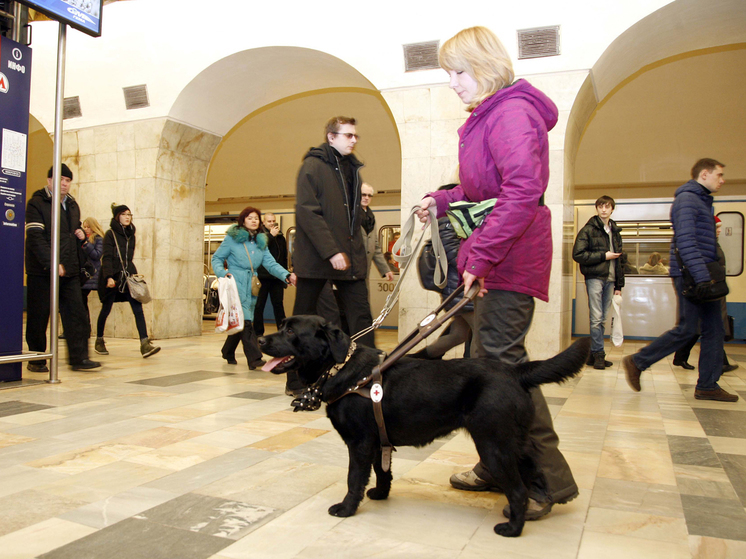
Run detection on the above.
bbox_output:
[290,116,374,395]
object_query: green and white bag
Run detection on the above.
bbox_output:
[446,198,497,239]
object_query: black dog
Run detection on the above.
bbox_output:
[259,316,589,537]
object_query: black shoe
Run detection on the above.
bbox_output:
[222,352,237,365]
[593,352,606,370]
[249,359,266,370]
[723,363,739,373]
[673,359,695,370]
[58,333,65,339]
[27,363,49,373]
[71,359,101,371]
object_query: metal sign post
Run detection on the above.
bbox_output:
[47,21,66,384]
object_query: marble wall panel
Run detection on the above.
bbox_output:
[61,117,220,338]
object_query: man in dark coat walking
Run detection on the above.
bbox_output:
[572,195,624,369]
[623,158,737,402]
[290,116,374,394]
[25,164,100,372]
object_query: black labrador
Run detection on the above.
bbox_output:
[259,315,589,537]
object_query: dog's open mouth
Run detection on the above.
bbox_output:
[262,356,295,372]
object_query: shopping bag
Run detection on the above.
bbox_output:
[215,276,244,334]
[610,293,624,347]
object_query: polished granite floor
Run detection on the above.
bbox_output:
[1,323,746,559]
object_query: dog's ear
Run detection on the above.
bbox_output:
[320,322,351,363]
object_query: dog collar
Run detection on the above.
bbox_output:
[328,341,357,378]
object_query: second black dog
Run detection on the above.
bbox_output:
[259,315,589,537]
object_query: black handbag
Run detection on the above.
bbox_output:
[417,241,442,293]
[674,247,729,303]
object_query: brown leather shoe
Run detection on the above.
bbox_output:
[694,387,739,402]
[622,355,642,392]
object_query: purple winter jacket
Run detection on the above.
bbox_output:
[428,79,557,302]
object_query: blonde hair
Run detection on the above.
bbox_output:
[439,26,515,112]
[83,216,105,242]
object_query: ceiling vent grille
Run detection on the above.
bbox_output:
[63,96,82,119]
[123,84,150,110]
[517,26,560,59]
[403,40,440,72]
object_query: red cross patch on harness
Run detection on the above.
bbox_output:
[371,383,383,403]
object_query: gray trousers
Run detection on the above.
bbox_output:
[471,289,578,504]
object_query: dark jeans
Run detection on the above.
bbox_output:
[632,276,724,390]
[471,289,578,504]
[97,289,148,339]
[253,277,286,337]
[81,288,93,338]
[674,335,731,367]
[26,274,90,366]
[290,277,374,391]
[221,322,262,365]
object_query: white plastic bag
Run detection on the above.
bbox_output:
[215,276,244,334]
[610,293,623,347]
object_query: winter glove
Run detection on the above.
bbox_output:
[695,282,711,300]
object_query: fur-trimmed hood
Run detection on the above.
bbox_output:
[226,224,268,249]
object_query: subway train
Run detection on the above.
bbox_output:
[204,207,403,328]
[573,196,745,341]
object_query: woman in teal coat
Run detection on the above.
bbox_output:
[212,206,296,368]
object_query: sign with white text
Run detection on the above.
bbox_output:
[16,0,103,38]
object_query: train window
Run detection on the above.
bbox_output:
[379,225,401,274]
[614,221,673,276]
[716,212,743,276]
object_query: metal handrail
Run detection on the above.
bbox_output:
[0,353,54,364]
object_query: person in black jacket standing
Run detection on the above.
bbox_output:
[572,196,624,369]
[95,203,160,359]
[24,164,100,372]
[290,116,374,395]
[253,212,288,337]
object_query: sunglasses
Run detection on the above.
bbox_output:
[332,132,360,140]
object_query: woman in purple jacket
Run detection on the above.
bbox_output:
[417,26,577,520]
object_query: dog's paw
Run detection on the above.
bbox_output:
[328,503,356,517]
[366,487,390,500]
[494,521,523,538]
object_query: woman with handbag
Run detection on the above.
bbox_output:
[96,203,160,358]
[416,27,577,520]
[211,207,296,369]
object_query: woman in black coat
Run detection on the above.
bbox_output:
[95,203,160,358]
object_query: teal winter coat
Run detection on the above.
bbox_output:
[211,225,290,321]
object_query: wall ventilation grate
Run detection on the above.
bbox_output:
[403,41,440,72]
[63,96,82,119]
[123,84,150,110]
[517,26,560,59]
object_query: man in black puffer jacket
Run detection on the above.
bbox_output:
[623,158,737,402]
[25,164,100,372]
[572,196,624,369]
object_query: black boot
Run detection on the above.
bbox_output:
[593,351,606,371]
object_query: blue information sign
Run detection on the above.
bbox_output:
[0,36,32,381]
[16,0,103,38]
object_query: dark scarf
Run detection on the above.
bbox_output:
[361,207,375,235]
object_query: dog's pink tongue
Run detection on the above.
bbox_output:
[262,357,287,372]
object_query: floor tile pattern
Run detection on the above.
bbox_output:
[0,325,745,558]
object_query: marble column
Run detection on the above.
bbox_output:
[61,118,221,339]
[383,71,588,359]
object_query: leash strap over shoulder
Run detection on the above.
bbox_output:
[353,205,446,342]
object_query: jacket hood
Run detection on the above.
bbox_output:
[110,217,136,237]
[675,179,712,200]
[303,142,363,168]
[480,79,558,131]
[226,224,268,249]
